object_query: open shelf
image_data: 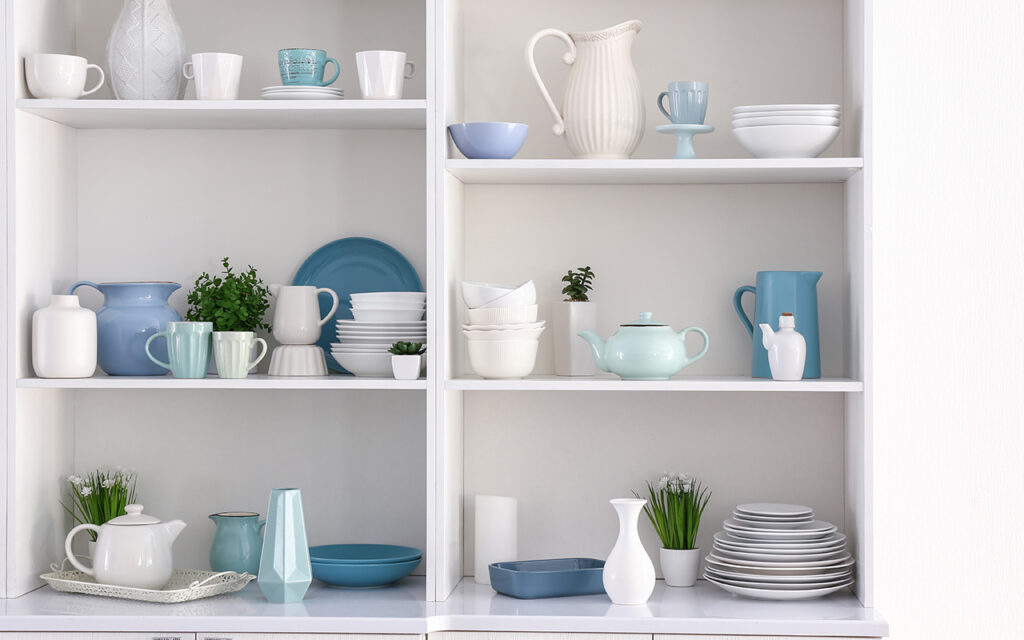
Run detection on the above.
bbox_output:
[446,375,863,392]
[16,99,428,130]
[17,374,427,390]
[445,158,863,185]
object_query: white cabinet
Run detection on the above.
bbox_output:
[0,635,196,640]
[198,636,421,640]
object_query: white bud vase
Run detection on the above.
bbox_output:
[107,0,187,100]
[32,295,97,378]
[603,498,655,605]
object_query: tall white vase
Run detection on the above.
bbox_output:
[32,294,97,378]
[603,498,655,605]
[107,0,187,100]
[553,301,597,376]
[527,21,645,159]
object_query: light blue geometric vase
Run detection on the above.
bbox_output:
[257,488,312,603]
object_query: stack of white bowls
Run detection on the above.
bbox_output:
[331,292,426,377]
[732,104,840,158]
[461,280,542,379]
[703,503,854,600]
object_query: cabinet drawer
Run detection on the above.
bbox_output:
[655,635,877,640]
[0,635,197,640]
[431,634,651,640]
[200,636,423,640]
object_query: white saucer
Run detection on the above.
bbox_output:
[262,85,344,93]
[704,573,853,600]
[735,503,814,517]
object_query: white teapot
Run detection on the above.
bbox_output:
[65,504,186,589]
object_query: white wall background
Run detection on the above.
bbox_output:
[872,1,1024,638]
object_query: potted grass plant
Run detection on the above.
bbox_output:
[62,467,138,554]
[553,266,597,376]
[638,472,711,587]
[390,341,426,380]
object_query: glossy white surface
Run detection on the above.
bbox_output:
[447,375,862,392]
[16,374,427,390]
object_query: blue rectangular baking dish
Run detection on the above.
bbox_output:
[488,557,606,599]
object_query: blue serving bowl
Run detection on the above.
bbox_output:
[311,557,421,588]
[489,557,606,599]
[310,544,423,565]
[448,122,528,159]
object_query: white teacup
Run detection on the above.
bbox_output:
[355,50,415,100]
[25,54,105,99]
[183,53,243,100]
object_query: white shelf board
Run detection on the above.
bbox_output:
[17,99,427,129]
[446,158,863,184]
[446,374,863,392]
[17,374,426,390]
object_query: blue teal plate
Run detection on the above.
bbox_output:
[489,558,606,599]
[309,544,423,565]
[292,237,422,373]
[311,557,420,588]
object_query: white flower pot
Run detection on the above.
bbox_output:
[391,355,421,380]
[660,547,701,587]
[552,301,597,376]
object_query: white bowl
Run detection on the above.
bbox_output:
[733,124,840,159]
[467,340,540,379]
[461,281,515,308]
[466,305,539,325]
[350,301,426,310]
[733,109,839,119]
[349,292,426,304]
[733,115,840,127]
[733,104,840,113]
[351,308,425,322]
[478,280,537,309]
[332,352,394,377]
[463,321,545,332]
[464,326,544,341]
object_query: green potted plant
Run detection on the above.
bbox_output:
[637,472,711,587]
[187,258,271,379]
[62,467,138,553]
[554,266,597,376]
[389,341,425,380]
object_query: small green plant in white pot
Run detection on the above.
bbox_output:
[390,341,425,380]
[553,266,597,376]
[638,472,711,587]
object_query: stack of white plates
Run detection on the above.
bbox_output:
[261,85,345,101]
[703,503,854,600]
[331,292,426,377]
[732,104,840,158]
[460,280,541,379]
[350,291,425,322]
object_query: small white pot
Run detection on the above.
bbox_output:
[553,300,597,376]
[391,354,422,380]
[660,547,701,587]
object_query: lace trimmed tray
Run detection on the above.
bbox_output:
[41,567,256,604]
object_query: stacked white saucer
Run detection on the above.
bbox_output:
[331,292,426,377]
[461,280,542,379]
[261,85,345,100]
[732,104,840,158]
[704,503,854,600]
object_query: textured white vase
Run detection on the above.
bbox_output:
[553,301,597,376]
[527,21,645,159]
[32,294,97,378]
[603,498,656,605]
[474,495,517,585]
[107,0,187,100]
[660,547,701,587]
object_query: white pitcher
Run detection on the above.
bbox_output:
[269,285,339,345]
[527,20,645,159]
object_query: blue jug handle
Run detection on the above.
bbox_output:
[68,281,100,295]
[733,285,756,337]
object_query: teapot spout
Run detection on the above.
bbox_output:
[577,330,610,372]
[162,519,187,543]
[759,323,776,350]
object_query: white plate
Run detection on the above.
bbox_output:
[705,565,852,583]
[337,319,426,325]
[705,554,854,574]
[707,551,853,569]
[733,115,840,127]
[336,332,426,338]
[261,92,344,100]
[732,515,816,529]
[716,530,846,547]
[731,512,814,523]
[704,571,852,590]
[734,503,814,517]
[336,337,427,345]
[724,517,834,533]
[262,85,344,93]
[714,537,845,554]
[733,109,839,119]
[349,292,426,303]
[712,544,846,563]
[335,327,427,334]
[704,574,853,600]
[724,518,835,536]
[732,104,840,113]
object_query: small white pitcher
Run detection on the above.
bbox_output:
[269,285,339,345]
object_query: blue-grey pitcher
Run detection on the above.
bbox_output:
[209,512,266,575]
[734,271,822,379]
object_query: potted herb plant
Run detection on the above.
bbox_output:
[553,266,597,376]
[638,472,711,587]
[187,258,271,379]
[62,467,138,554]
[389,341,426,380]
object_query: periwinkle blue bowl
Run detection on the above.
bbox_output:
[448,122,528,159]
[311,557,421,588]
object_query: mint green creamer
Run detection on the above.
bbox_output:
[578,312,709,380]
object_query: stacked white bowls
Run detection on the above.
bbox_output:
[461,281,542,379]
[331,292,426,377]
[732,104,840,158]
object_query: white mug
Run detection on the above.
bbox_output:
[355,50,416,100]
[25,54,104,99]
[183,53,243,100]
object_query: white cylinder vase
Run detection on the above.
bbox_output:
[107,0,188,100]
[603,498,655,605]
[474,495,517,585]
[32,294,97,378]
[553,301,597,376]
[660,548,701,587]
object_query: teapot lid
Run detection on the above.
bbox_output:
[620,311,666,327]
[108,504,161,526]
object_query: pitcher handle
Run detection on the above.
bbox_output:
[316,288,340,327]
[144,331,172,370]
[68,281,100,296]
[733,286,756,337]
[526,28,576,136]
[65,524,101,575]
[248,338,268,371]
[678,326,710,364]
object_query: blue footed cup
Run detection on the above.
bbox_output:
[278,48,340,86]
[144,321,213,379]
[734,271,822,379]
[657,81,709,124]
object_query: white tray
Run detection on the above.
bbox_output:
[41,561,255,604]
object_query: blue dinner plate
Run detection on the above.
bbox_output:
[309,544,423,565]
[292,237,423,373]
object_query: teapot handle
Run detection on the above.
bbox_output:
[315,288,340,327]
[733,286,756,337]
[65,524,101,575]
[526,28,576,136]
[678,326,710,364]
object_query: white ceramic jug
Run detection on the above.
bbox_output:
[269,285,339,345]
[760,313,807,381]
[527,20,645,159]
[603,498,656,605]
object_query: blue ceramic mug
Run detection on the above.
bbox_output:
[657,81,709,124]
[145,321,213,379]
[278,49,340,86]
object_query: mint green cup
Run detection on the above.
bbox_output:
[213,331,268,379]
[145,321,213,378]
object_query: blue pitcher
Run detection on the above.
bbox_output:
[733,271,822,379]
[210,512,266,575]
[69,282,182,376]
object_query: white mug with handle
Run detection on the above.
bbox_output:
[25,54,105,99]
[355,50,415,99]
[183,52,243,100]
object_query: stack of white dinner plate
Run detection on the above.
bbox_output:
[331,292,426,377]
[703,503,854,600]
[261,86,345,100]
[732,104,840,158]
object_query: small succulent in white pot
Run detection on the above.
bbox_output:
[554,266,597,376]
[390,341,426,380]
[637,472,711,587]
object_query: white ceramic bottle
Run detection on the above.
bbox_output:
[759,313,807,381]
[32,294,97,378]
[603,498,656,605]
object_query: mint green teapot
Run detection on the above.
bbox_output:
[578,312,709,380]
